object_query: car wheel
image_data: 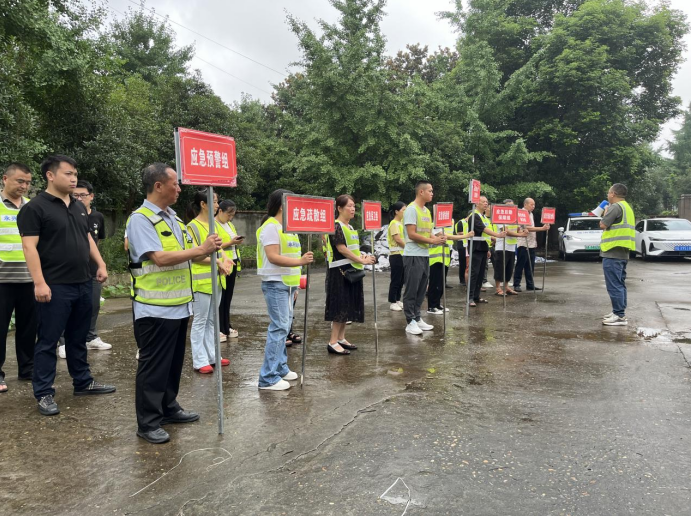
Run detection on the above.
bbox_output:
[564,251,571,261]
[641,242,649,261]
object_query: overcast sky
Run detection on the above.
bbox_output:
[104,0,690,153]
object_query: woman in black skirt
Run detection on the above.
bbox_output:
[325,195,376,355]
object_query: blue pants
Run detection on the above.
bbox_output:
[514,247,536,289]
[258,281,294,387]
[603,258,628,317]
[33,282,93,399]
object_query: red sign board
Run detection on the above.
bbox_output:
[282,194,335,234]
[517,209,532,226]
[175,127,238,187]
[434,203,454,228]
[541,207,556,224]
[362,200,382,231]
[468,179,481,204]
[491,204,518,225]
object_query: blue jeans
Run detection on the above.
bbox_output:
[258,281,295,387]
[603,258,628,317]
[34,282,94,399]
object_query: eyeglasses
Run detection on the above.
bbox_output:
[73,193,92,199]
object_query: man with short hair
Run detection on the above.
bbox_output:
[468,196,506,307]
[57,180,111,359]
[513,197,550,292]
[127,163,221,444]
[600,183,635,326]
[0,163,36,393]
[18,155,115,416]
[402,181,447,335]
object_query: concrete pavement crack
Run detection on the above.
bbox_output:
[676,345,691,368]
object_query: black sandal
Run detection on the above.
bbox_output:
[327,343,350,355]
[338,339,357,350]
[287,332,302,344]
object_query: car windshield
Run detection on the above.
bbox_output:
[647,220,691,231]
[569,219,602,231]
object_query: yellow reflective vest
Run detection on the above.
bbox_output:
[328,220,363,270]
[601,201,636,252]
[387,219,404,255]
[0,196,29,262]
[256,217,302,286]
[129,207,194,306]
[188,219,226,293]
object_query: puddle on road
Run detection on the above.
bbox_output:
[637,327,662,339]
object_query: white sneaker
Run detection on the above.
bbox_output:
[602,312,614,319]
[426,307,444,316]
[397,301,404,308]
[259,379,291,391]
[219,333,227,342]
[390,302,403,311]
[482,281,494,288]
[229,328,239,338]
[417,319,434,331]
[282,371,299,381]
[136,350,140,359]
[346,321,352,325]
[405,320,423,335]
[58,345,66,359]
[440,306,450,312]
[86,337,112,350]
[603,314,628,326]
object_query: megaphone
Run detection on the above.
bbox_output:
[590,200,609,217]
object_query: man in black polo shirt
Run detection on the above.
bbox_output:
[18,155,115,416]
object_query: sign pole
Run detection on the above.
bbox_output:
[465,207,476,317]
[502,244,507,310]
[542,231,548,292]
[207,187,224,435]
[442,242,447,332]
[301,234,311,388]
[371,231,379,353]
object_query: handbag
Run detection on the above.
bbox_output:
[340,266,366,283]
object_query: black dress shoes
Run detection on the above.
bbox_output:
[74,381,116,396]
[327,343,350,355]
[137,428,170,444]
[161,410,200,425]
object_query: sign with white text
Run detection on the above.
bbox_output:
[433,203,454,228]
[517,209,531,226]
[541,207,556,224]
[491,204,518,225]
[282,194,335,234]
[175,127,237,187]
[469,179,481,204]
[362,200,382,231]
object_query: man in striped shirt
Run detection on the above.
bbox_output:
[0,163,36,393]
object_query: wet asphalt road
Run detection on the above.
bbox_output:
[0,258,689,515]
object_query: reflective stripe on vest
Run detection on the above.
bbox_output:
[329,221,363,269]
[405,202,433,250]
[457,219,469,248]
[188,219,226,293]
[387,219,404,255]
[0,197,29,262]
[601,201,636,252]
[256,217,302,286]
[129,207,193,306]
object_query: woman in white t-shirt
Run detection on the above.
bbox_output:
[255,189,313,391]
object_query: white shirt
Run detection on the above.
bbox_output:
[258,223,283,282]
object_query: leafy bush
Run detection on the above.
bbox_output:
[100,225,129,273]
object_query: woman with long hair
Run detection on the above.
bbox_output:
[215,200,244,341]
[256,189,313,390]
[187,190,233,374]
[387,201,406,311]
[325,195,376,355]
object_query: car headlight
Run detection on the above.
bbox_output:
[649,237,664,241]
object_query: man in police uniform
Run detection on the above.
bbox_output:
[127,163,221,444]
[599,183,635,326]
[0,163,36,393]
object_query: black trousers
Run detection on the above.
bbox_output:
[427,261,444,309]
[134,316,189,432]
[219,262,238,335]
[514,247,536,288]
[469,251,488,302]
[388,254,404,303]
[33,282,93,399]
[457,244,467,284]
[0,282,36,381]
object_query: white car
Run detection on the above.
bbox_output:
[635,218,691,260]
[558,216,603,259]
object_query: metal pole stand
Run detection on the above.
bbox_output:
[502,245,506,310]
[442,243,447,333]
[371,231,379,353]
[207,187,224,435]
[301,234,311,388]
[542,232,548,292]
[465,207,476,317]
